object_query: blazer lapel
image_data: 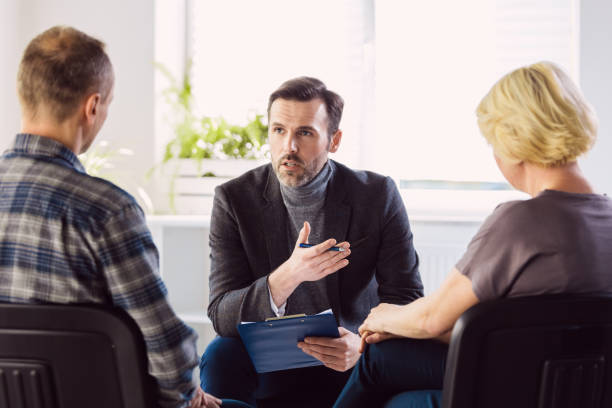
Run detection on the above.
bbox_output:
[323,162,351,320]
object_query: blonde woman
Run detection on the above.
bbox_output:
[333,62,612,408]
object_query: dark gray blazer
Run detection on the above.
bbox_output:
[207,160,423,336]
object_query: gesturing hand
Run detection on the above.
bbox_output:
[268,222,350,307]
[286,221,351,283]
[298,327,362,372]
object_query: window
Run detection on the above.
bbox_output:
[189,0,373,167]
[374,0,578,182]
[160,0,578,185]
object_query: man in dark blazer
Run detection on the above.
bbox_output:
[200,77,423,407]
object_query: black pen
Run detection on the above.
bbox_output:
[299,243,345,252]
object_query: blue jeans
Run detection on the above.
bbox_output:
[333,338,448,408]
[200,336,351,407]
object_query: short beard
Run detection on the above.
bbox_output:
[274,153,327,188]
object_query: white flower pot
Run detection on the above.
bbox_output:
[162,158,268,215]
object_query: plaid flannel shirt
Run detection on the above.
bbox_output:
[0,134,198,408]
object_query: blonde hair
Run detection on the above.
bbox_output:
[476,61,598,166]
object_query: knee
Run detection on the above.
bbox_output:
[384,390,443,408]
[362,340,394,368]
[366,337,445,366]
[200,336,249,372]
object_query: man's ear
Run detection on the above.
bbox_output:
[83,93,102,125]
[329,130,343,153]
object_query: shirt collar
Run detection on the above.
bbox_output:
[8,133,86,173]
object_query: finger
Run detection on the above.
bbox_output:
[312,238,339,255]
[191,392,203,408]
[190,396,201,408]
[304,335,342,348]
[358,319,373,336]
[296,221,311,247]
[300,342,345,359]
[323,361,352,372]
[315,249,350,270]
[359,330,372,353]
[336,241,351,249]
[317,258,349,278]
[359,335,367,353]
[366,332,388,344]
[204,394,223,406]
[301,345,344,364]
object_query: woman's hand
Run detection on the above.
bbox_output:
[358,303,402,337]
[359,269,480,347]
[358,331,400,353]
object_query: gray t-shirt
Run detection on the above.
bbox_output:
[456,189,612,301]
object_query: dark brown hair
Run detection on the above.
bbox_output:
[18,26,114,122]
[267,77,344,137]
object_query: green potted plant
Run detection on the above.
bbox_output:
[154,63,269,213]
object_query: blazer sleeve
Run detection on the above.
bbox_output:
[207,185,276,337]
[375,177,424,304]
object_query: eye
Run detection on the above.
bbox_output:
[272,127,284,134]
[298,129,313,137]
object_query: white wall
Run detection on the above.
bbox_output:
[0,1,20,144]
[0,0,156,203]
[580,0,612,195]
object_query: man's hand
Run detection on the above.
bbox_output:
[190,386,222,408]
[297,327,361,372]
[268,221,350,307]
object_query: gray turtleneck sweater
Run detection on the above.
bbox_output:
[273,161,334,315]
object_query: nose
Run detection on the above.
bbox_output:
[283,131,298,153]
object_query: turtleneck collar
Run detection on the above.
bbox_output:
[280,160,334,208]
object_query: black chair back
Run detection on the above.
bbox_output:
[442,294,612,408]
[0,303,156,408]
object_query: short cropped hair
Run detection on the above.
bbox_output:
[268,77,344,137]
[476,61,598,166]
[18,26,114,122]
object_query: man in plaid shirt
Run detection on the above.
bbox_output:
[0,26,223,408]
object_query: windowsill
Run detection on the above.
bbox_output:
[146,214,211,228]
[147,189,528,224]
[401,188,529,221]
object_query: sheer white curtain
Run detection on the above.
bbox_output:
[373,0,578,182]
[186,0,578,183]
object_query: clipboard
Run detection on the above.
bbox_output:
[237,310,339,373]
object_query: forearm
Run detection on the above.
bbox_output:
[143,312,199,406]
[267,261,301,307]
[98,206,199,405]
[106,266,198,404]
[381,297,440,339]
[208,274,273,336]
[366,269,479,341]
